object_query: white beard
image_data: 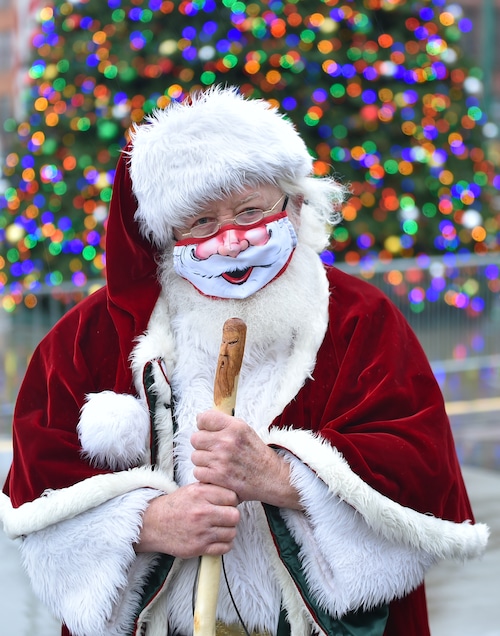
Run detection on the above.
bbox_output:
[153,238,330,633]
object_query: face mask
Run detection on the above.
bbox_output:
[173,212,297,299]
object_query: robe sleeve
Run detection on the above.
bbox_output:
[3,287,120,505]
[279,266,471,521]
[265,268,487,631]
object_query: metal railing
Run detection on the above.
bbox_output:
[335,253,500,373]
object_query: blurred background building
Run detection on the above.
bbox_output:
[0,0,41,156]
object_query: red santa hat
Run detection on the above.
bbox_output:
[127,85,314,247]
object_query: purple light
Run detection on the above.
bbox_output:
[80,17,93,30]
[282,96,297,110]
[420,8,434,20]
[129,8,143,21]
[363,67,378,81]
[362,89,377,104]
[403,90,419,104]
[409,287,425,303]
[426,288,440,302]
[320,250,335,266]
[341,64,356,78]
[183,26,197,39]
[431,276,446,291]
[470,297,485,313]
[72,272,87,287]
[455,293,469,309]
[414,26,429,40]
[423,125,438,140]
[21,156,35,168]
[484,264,499,280]
[458,18,473,33]
[86,55,100,68]
[182,47,197,62]
[130,31,147,50]
[114,92,128,105]
[312,88,328,103]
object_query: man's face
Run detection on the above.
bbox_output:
[172,185,298,299]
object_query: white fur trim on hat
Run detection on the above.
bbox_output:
[77,391,150,470]
[128,85,313,246]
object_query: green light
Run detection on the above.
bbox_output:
[467,106,482,121]
[83,246,97,261]
[78,155,93,169]
[300,30,316,43]
[473,172,487,186]
[48,242,62,256]
[403,219,418,235]
[24,236,38,249]
[330,147,348,161]
[52,78,66,91]
[50,271,64,286]
[112,9,125,22]
[409,302,425,313]
[400,195,415,210]
[77,117,91,131]
[97,120,119,140]
[304,113,320,126]
[104,65,118,79]
[347,47,362,61]
[332,124,347,139]
[333,227,349,242]
[42,139,57,155]
[53,182,67,195]
[57,60,70,73]
[200,71,216,85]
[7,249,19,263]
[232,1,246,13]
[384,160,399,174]
[422,202,437,218]
[3,118,17,133]
[330,84,345,98]
[362,140,377,154]
[100,187,113,203]
[223,54,238,69]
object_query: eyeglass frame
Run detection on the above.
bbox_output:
[178,194,289,240]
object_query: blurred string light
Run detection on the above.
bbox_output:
[0,0,498,318]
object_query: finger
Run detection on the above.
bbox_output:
[195,482,240,508]
[196,409,232,432]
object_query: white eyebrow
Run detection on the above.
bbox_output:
[235,193,261,205]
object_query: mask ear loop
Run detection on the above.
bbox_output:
[221,554,252,636]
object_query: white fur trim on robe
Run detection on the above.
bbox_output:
[20,488,161,636]
[0,466,177,540]
[268,428,488,617]
[78,391,151,470]
[282,456,436,616]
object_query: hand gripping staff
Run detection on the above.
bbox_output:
[193,318,247,636]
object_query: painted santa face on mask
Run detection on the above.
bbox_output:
[172,197,297,299]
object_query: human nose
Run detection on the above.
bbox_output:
[217,227,249,257]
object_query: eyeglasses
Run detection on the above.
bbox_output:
[179,194,289,240]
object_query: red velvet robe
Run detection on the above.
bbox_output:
[4,266,473,635]
[2,153,477,635]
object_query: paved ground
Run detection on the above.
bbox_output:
[0,402,499,635]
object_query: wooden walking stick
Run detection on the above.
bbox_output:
[193,317,247,636]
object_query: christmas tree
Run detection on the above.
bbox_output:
[1,0,499,312]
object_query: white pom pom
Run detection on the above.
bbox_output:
[77,391,150,470]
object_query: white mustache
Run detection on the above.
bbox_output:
[177,242,286,279]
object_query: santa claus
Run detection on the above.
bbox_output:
[1,86,489,636]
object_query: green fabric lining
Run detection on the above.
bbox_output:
[262,503,388,636]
